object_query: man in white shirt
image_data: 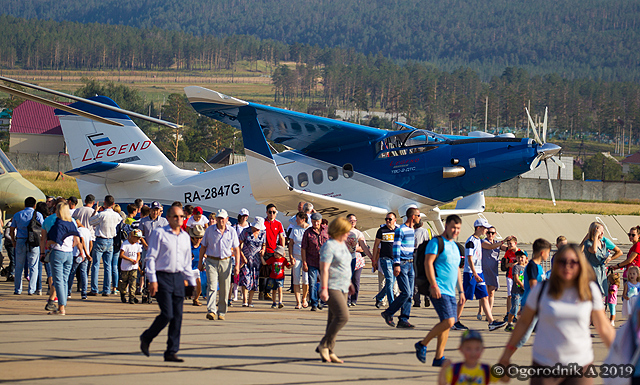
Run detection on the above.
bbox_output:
[72,194,96,241]
[199,209,239,321]
[140,206,191,363]
[88,195,123,296]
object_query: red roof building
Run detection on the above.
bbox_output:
[9,100,69,154]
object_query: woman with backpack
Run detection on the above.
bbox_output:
[498,244,615,384]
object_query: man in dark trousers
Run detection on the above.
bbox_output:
[140,206,191,362]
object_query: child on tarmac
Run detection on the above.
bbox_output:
[607,269,620,326]
[501,236,520,320]
[119,229,143,304]
[623,265,640,317]
[505,250,527,331]
[262,244,290,309]
[438,330,499,385]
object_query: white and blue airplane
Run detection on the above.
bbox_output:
[0,76,561,233]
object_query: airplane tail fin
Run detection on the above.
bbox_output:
[55,97,194,197]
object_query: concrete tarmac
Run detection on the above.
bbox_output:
[0,259,617,384]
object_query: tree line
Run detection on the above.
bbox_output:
[3,0,640,81]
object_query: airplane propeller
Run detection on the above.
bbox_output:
[525,107,564,206]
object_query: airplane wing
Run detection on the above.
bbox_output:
[185,87,388,153]
[66,162,163,184]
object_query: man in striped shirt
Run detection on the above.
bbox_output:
[381,207,420,329]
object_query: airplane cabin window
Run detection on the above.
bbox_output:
[327,166,339,181]
[284,175,294,188]
[298,172,309,188]
[312,169,323,184]
[343,164,354,178]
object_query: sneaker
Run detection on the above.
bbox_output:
[271,303,277,308]
[217,314,225,321]
[44,300,57,312]
[381,311,395,327]
[375,299,383,309]
[424,297,430,307]
[81,295,87,300]
[351,302,356,307]
[88,292,98,296]
[488,320,508,331]
[121,293,127,303]
[413,301,420,308]
[476,314,483,321]
[611,320,615,327]
[228,300,233,307]
[397,321,415,329]
[102,293,109,297]
[451,321,468,331]
[414,341,427,363]
[7,275,15,282]
[206,312,216,320]
[278,302,284,309]
[36,290,42,296]
[311,305,318,311]
[242,303,249,307]
[128,298,135,304]
[432,356,447,367]
[505,323,515,332]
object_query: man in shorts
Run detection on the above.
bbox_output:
[453,218,506,331]
[414,215,464,366]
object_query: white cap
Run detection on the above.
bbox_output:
[239,208,250,216]
[216,209,229,218]
[251,216,266,231]
[473,218,492,228]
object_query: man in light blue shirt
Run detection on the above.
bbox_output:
[199,209,239,321]
[414,214,465,366]
[10,197,44,295]
[140,205,191,363]
[381,207,420,329]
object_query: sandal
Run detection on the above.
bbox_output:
[295,304,302,309]
[302,301,309,308]
[48,310,65,315]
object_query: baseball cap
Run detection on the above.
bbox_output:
[460,329,483,344]
[193,206,203,215]
[310,212,322,221]
[239,208,250,216]
[473,218,492,228]
[274,245,286,256]
[130,229,143,238]
[150,201,162,209]
[216,209,228,218]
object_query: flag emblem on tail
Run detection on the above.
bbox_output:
[88,133,112,147]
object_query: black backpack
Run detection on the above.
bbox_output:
[26,212,42,249]
[415,235,465,295]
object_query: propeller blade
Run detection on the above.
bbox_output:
[545,159,557,206]
[525,107,542,145]
[530,154,543,170]
[0,84,123,127]
[550,156,566,169]
[542,107,548,144]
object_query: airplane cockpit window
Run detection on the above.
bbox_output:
[327,166,339,181]
[0,150,17,173]
[376,129,445,159]
[312,169,323,184]
[284,175,294,188]
[298,172,309,188]
[342,164,354,178]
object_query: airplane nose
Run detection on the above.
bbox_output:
[3,176,45,217]
[537,143,561,159]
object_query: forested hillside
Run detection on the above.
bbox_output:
[3,0,639,81]
[0,15,639,144]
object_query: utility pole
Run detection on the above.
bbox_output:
[484,96,488,133]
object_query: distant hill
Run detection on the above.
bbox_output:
[3,0,640,81]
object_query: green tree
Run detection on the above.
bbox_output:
[582,153,622,181]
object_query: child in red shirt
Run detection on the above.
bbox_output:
[262,245,291,308]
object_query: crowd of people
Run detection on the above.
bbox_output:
[3,194,639,382]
